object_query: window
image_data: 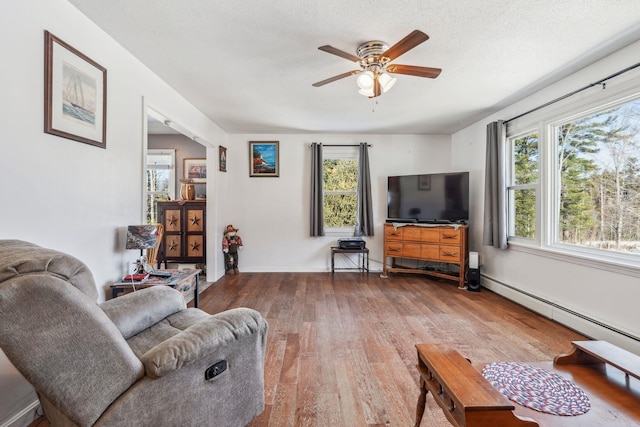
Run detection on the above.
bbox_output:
[505,88,640,266]
[553,100,640,254]
[323,147,358,230]
[507,132,539,240]
[146,149,175,224]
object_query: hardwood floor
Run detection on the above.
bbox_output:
[29,272,586,427]
[206,272,585,427]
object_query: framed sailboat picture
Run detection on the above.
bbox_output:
[44,31,107,148]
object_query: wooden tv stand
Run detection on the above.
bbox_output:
[382,223,468,288]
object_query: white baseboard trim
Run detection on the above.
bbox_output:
[481,274,640,355]
[0,399,39,427]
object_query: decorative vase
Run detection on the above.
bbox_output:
[180,182,196,200]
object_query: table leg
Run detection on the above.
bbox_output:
[331,250,335,274]
[414,377,428,427]
[194,273,199,308]
[366,251,369,274]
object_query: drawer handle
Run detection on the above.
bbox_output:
[442,251,458,257]
[388,247,401,253]
[442,234,457,239]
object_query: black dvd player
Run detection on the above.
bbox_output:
[337,238,366,250]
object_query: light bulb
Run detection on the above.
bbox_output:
[357,71,375,90]
[378,72,397,92]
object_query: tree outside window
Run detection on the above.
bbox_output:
[554,100,640,253]
[508,133,539,239]
[323,157,358,229]
[146,149,175,224]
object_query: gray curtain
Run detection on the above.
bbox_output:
[355,142,374,236]
[482,121,508,249]
[310,142,324,236]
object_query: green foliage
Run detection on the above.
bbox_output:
[323,159,358,227]
[513,134,538,238]
[513,99,640,252]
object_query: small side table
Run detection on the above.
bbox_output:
[111,269,201,308]
[330,247,369,274]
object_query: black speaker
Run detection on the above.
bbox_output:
[467,267,481,292]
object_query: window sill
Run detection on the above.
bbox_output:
[508,240,640,278]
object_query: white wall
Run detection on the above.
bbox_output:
[221,134,452,273]
[451,39,640,354]
[0,1,226,425]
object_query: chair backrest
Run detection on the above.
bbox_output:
[0,240,144,426]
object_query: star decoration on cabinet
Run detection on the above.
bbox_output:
[168,215,178,227]
[168,240,178,252]
[190,216,201,226]
[190,241,201,251]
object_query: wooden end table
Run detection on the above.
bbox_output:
[110,269,201,308]
[330,247,369,274]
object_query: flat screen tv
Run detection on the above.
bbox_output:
[387,172,469,223]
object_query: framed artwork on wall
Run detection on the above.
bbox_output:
[44,30,107,148]
[249,141,279,177]
[184,158,207,183]
[219,146,227,172]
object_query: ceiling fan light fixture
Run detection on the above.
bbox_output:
[379,72,397,92]
[358,87,375,97]
[356,71,375,90]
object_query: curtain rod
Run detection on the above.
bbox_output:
[504,61,640,125]
[310,144,372,147]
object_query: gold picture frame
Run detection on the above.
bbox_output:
[249,141,279,177]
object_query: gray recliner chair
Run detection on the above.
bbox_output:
[0,240,268,427]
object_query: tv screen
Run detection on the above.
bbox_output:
[387,172,469,223]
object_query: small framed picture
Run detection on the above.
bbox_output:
[219,146,227,172]
[184,158,207,183]
[250,141,279,177]
[418,175,431,190]
[44,30,107,148]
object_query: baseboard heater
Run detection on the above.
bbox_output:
[482,273,640,344]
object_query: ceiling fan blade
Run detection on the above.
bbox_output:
[386,64,442,78]
[312,70,361,87]
[381,30,429,62]
[318,45,362,62]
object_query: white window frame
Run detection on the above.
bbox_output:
[504,78,640,276]
[146,149,176,224]
[323,146,359,235]
[506,130,541,245]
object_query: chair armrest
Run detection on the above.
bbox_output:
[140,307,268,378]
[101,286,186,339]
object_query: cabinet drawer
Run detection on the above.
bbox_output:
[439,229,461,244]
[403,227,422,241]
[420,244,439,260]
[420,228,440,243]
[385,243,403,256]
[439,245,461,262]
[385,225,403,240]
[403,243,422,258]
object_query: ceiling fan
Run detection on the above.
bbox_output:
[312,30,442,98]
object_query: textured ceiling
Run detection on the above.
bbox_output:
[68,0,640,135]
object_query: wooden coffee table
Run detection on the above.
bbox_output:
[111,269,201,307]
